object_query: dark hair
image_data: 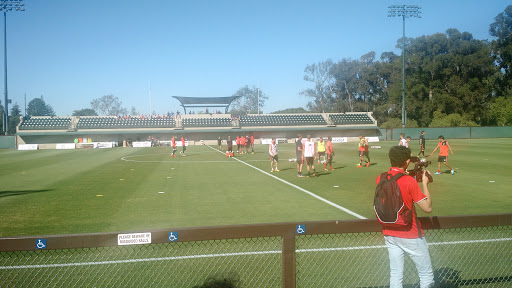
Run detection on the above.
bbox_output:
[438,135,444,140]
[389,146,411,167]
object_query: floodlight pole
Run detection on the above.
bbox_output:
[388,5,421,129]
[1,0,24,135]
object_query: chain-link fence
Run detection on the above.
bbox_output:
[296,226,512,287]
[1,215,511,287]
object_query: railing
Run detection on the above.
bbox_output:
[1,214,511,287]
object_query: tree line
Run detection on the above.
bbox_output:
[300,5,512,128]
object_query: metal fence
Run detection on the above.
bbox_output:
[1,214,511,288]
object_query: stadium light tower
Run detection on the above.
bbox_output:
[388,5,421,128]
[1,0,24,135]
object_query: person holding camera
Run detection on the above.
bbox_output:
[376,146,434,288]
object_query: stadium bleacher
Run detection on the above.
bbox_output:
[182,117,232,128]
[76,117,176,129]
[329,113,374,125]
[19,117,72,130]
[239,114,327,127]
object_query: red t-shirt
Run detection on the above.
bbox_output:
[326,141,333,154]
[376,167,428,239]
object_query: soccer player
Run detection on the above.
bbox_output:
[399,133,408,147]
[303,135,316,177]
[418,131,426,156]
[325,136,334,170]
[218,136,222,150]
[296,134,304,177]
[427,135,455,175]
[250,135,255,154]
[317,137,326,165]
[226,135,233,157]
[171,136,177,157]
[236,136,240,154]
[269,137,279,172]
[357,135,370,167]
[406,136,411,149]
[180,135,186,156]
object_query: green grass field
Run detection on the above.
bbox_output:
[1,138,511,237]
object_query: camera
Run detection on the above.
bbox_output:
[408,156,433,183]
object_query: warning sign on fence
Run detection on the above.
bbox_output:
[117,233,152,246]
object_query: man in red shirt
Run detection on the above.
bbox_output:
[325,136,334,170]
[427,135,454,175]
[171,136,177,157]
[250,135,255,154]
[376,146,434,288]
[180,135,186,156]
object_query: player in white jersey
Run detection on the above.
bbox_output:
[302,135,316,177]
[269,137,279,172]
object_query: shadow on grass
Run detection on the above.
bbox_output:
[0,189,53,198]
[356,267,512,287]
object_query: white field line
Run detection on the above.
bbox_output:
[2,238,511,270]
[207,145,366,220]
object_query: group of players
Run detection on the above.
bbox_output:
[170,135,187,157]
[398,131,455,175]
[179,130,454,176]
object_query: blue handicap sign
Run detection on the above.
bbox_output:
[296,225,306,235]
[36,239,47,249]
[168,232,179,242]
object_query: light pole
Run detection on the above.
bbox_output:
[388,5,421,128]
[1,0,24,135]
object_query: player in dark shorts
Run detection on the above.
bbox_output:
[296,134,304,177]
[218,136,222,150]
[418,131,426,156]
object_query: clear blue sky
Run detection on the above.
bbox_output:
[4,0,512,116]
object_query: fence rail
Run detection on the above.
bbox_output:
[1,214,511,287]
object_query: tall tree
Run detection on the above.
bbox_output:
[27,96,55,117]
[300,59,336,112]
[8,103,21,134]
[490,5,512,95]
[230,85,268,115]
[72,108,98,116]
[90,94,128,116]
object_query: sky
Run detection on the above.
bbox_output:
[3,0,512,116]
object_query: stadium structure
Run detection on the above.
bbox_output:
[15,97,379,149]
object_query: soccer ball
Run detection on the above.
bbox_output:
[180,151,183,154]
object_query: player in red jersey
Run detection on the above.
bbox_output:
[325,136,335,170]
[427,135,454,175]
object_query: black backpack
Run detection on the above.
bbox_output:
[373,172,412,227]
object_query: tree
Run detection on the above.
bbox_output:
[428,111,478,127]
[490,96,512,126]
[130,106,140,116]
[90,94,128,116]
[229,85,268,115]
[27,96,55,117]
[490,5,512,95]
[271,107,309,114]
[8,103,21,134]
[72,108,98,116]
[300,59,336,112]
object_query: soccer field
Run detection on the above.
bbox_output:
[1,138,511,237]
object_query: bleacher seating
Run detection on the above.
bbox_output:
[76,117,176,129]
[182,117,232,128]
[19,117,72,130]
[329,113,374,125]
[239,114,327,127]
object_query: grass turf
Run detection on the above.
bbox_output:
[0,138,511,237]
